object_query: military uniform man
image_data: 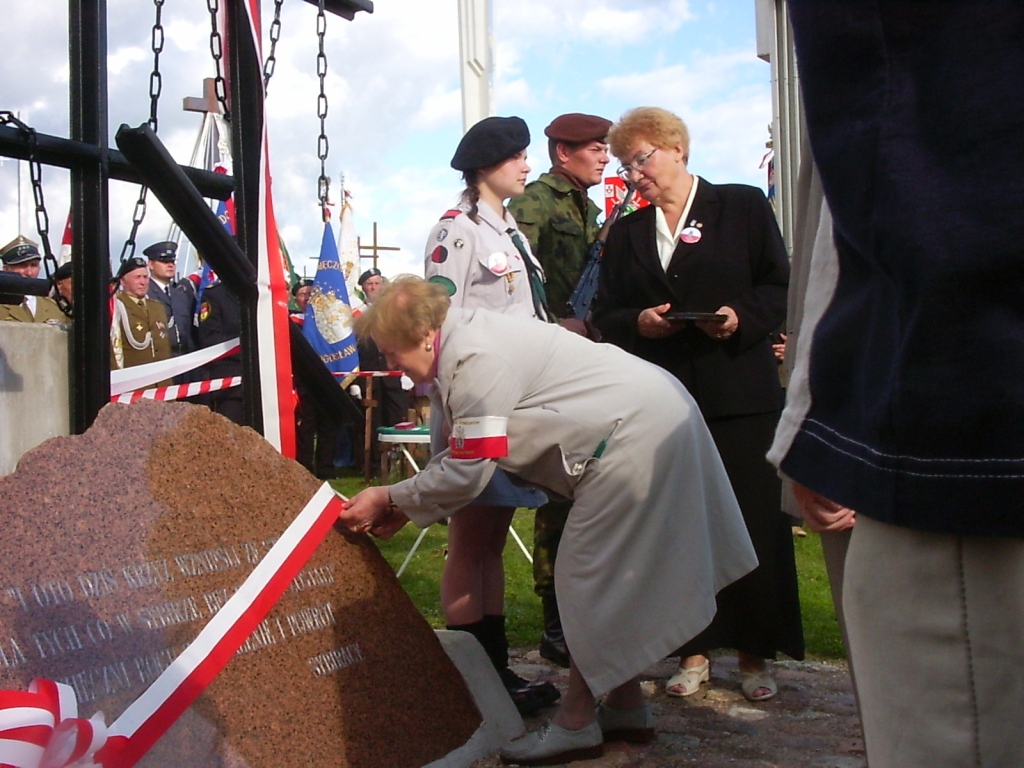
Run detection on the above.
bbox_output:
[110,256,172,378]
[51,261,73,308]
[144,240,196,357]
[0,236,68,324]
[507,112,613,668]
[195,273,243,424]
[508,113,612,322]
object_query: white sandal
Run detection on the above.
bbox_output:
[666,657,710,697]
[740,667,778,702]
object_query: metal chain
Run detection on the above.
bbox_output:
[0,112,71,317]
[148,0,165,132]
[119,0,166,266]
[316,0,330,214]
[263,0,285,90]
[207,0,232,122]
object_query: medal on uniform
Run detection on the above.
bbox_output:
[505,273,515,294]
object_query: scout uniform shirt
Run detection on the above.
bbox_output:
[110,291,172,372]
[424,200,547,320]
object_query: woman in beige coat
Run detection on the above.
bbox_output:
[340,276,756,766]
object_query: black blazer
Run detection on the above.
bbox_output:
[593,178,789,419]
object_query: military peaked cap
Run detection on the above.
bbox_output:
[544,113,613,144]
[116,256,149,280]
[143,240,178,262]
[358,267,382,286]
[1,235,42,265]
[450,116,530,172]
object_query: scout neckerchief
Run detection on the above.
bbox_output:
[506,227,551,322]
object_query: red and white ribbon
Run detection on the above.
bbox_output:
[99,483,344,767]
[110,377,242,404]
[0,484,344,768]
[335,370,404,378]
[0,678,107,768]
[109,340,240,396]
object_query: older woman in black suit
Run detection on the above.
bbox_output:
[593,106,803,702]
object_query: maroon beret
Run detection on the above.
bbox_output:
[544,113,612,144]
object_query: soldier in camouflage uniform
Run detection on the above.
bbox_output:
[508,112,612,668]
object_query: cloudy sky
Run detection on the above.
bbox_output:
[0,0,772,280]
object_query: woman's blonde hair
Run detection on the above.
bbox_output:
[354,274,451,349]
[607,107,690,161]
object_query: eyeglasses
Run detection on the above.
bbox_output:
[616,148,658,180]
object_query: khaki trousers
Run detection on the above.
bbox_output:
[844,516,1024,768]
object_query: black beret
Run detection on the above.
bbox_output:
[143,240,178,262]
[450,116,530,172]
[116,256,149,280]
[544,113,612,144]
[358,268,382,286]
[291,277,314,296]
[52,261,73,281]
[1,236,42,265]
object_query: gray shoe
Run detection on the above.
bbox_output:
[596,701,655,744]
[500,720,603,766]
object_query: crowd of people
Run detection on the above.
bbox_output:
[336,109,804,765]
[340,21,1022,759]
[8,8,1018,762]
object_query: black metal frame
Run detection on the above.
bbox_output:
[1,0,371,434]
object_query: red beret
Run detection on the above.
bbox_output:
[544,113,612,144]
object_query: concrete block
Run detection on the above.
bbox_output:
[427,629,525,767]
[0,321,70,476]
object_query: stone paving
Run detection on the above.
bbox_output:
[471,651,866,768]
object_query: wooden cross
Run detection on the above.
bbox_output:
[357,222,400,271]
[183,77,224,115]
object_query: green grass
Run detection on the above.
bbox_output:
[330,469,845,660]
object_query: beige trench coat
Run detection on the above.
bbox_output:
[389,308,757,696]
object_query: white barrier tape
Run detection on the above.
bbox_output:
[109,339,241,395]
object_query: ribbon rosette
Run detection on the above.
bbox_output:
[0,678,108,768]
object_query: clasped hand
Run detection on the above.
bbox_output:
[339,485,410,539]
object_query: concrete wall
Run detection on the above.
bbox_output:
[0,321,70,476]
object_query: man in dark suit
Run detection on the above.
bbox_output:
[144,240,196,359]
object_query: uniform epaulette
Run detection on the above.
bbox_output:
[439,208,463,222]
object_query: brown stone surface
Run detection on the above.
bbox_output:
[0,401,480,768]
[473,652,865,768]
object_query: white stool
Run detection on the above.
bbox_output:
[378,426,534,577]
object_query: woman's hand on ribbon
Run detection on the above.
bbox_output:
[340,486,409,539]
